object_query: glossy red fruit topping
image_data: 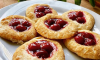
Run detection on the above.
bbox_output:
[74,35,85,44]
[84,38,96,46]
[68,11,77,20]
[76,11,84,17]
[9,18,31,32]
[28,43,41,52]
[74,32,96,46]
[68,11,86,24]
[9,20,20,26]
[56,19,67,27]
[50,24,61,31]
[46,19,55,26]
[34,6,52,18]
[35,50,49,58]
[44,9,52,14]
[41,42,53,53]
[44,18,68,31]
[35,12,45,18]
[76,17,86,24]
[15,25,27,32]
[27,40,57,59]
[22,21,31,27]
[36,6,45,12]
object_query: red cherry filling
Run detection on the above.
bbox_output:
[75,35,84,44]
[41,42,53,53]
[9,18,31,32]
[68,11,86,24]
[44,18,68,31]
[76,17,86,24]
[84,38,95,46]
[27,40,57,59]
[74,32,96,46]
[35,50,49,58]
[15,25,27,32]
[28,43,40,52]
[34,6,52,18]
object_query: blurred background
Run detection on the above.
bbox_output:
[0,0,100,15]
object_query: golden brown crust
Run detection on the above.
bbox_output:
[0,15,37,44]
[35,14,78,39]
[13,37,65,60]
[26,4,58,22]
[64,30,100,59]
[62,10,95,30]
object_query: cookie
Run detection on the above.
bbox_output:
[13,37,65,60]
[26,4,58,22]
[64,30,100,59]
[62,10,95,30]
[0,15,37,44]
[35,14,78,39]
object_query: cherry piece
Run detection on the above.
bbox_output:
[35,50,49,59]
[36,6,45,12]
[35,12,45,18]
[56,19,67,27]
[22,21,31,27]
[9,20,20,26]
[68,11,86,24]
[34,6,52,18]
[47,19,55,26]
[84,38,96,46]
[76,11,84,17]
[44,18,68,31]
[68,12,77,20]
[27,40,57,59]
[41,43,53,53]
[75,35,85,44]
[76,17,86,24]
[28,43,41,52]
[84,32,94,39]
[50,24,61,31]
[74,32,96,46]
[44,9,52,14]
[15,25,27,32]
[9,18,31,32]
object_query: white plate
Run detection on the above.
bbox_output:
[0,0,100,60]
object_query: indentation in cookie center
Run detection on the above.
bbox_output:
[44,18,68,31]
[34,6,52,18]
[9,18,31,32]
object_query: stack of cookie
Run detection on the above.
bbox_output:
[0,4,100,60]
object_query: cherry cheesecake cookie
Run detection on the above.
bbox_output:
[62,10,95,30]
[13,37,65,60]
[64,30,100,59]
[0,15,37,44]
[35,14,78,39]
[26,4,58,22]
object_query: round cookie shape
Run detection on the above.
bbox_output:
[62,10,95,30]
[13,37,65,60]
[35,14,78,39]
[0,15,37,44]
[26,4,58,22]
[64,30,100,59]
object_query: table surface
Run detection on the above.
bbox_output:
[0,0,100,15]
